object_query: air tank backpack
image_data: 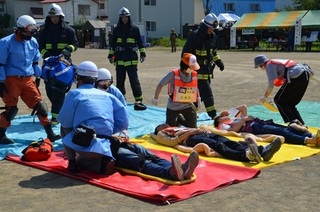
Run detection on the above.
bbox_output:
[21,138,53,161]
[41,55,77,88]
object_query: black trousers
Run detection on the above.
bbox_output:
[274,72,309,125]
[44,80,67,118]
[198,79,216,119]
[116,65,143,101]
[166,107,197,128]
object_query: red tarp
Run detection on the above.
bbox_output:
[6,150,260,204]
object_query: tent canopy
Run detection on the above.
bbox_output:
[218,13,240,23]
[301,10,320,27]
[233,10,307,29]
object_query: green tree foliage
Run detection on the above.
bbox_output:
[293,0,320,10]
[0,14,11,29]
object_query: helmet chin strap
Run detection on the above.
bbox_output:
[15,29,32,41]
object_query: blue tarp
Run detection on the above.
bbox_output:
[1,101,319,160]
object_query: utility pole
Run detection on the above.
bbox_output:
[72,0,75,25]
[179,0,182,36]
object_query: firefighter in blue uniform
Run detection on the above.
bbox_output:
[182,13,225,120]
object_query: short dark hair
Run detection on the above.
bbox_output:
[77,75,97,84]
[180,60,189,71]
[213,116,221,127]
[154,123,168,135]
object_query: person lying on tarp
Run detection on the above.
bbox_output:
[214,104,320,147]
[151,123,282,164]
[58,61,199,181]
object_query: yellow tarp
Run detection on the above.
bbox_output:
[132,126,320,169]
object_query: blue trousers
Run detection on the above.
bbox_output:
[115,143,174,180]
[251,123,312,145]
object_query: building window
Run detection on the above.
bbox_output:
[99,3,105,10]
[30,7,43,19]
[146,21,156,31]
[144,0,156,6]
[78,5,90,16]
[224,3,235,12]
[250,4,261,12]
[0,3,4,12]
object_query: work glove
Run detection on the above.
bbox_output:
[62,46,72,59]
[151,98,158,106]
[259,96,266,103]
[108,57,114,64]
[196,97,202,110]
[35,78,41,87]
[140,56,145,63]
[215,59,224,71]
[0,82,8,98]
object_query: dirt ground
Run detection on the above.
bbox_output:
[0,48,319,211]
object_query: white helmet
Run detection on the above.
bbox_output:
[98,68,112,81]
[77,61,98,78]
[16,15,39,32]
[119,7,130,17]
[202,13,219,29]
[48,3,65,17]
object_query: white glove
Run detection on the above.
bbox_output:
[151,98,158,106]
[259,96,266,103]
[197,97,202,110]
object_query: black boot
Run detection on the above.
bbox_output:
[67,159,78,174]
[0,128,14,144]
[134,101,147,110]
[44,124,61,142]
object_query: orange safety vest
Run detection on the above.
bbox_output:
[267,59,297,86]
[267,59,297,68]
[169,69,198,103]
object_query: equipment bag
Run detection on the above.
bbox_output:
[21,138,53,161]
[41,55,76,87]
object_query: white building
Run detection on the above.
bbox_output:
[107,0,204,38]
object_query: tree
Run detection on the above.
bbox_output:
[0,14,11,29]
[0,14,11,38]
[292,0,320,10]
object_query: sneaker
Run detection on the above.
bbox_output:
[182,150,199,180]
[246,144,261,163]
[261,137,282,161]
[169,154,184,181]
[51,117,59,125]
[0,135,14,144]
[134,102,147,111]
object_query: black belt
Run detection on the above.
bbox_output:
[16,75,32,78]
